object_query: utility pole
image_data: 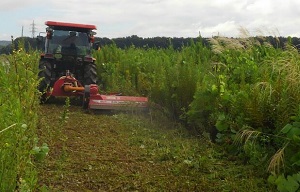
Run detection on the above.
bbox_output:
[30,20,37,38]
[21,26,24,37]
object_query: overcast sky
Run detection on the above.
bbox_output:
[1,0,299,40]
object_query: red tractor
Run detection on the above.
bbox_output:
[38,21,148,110]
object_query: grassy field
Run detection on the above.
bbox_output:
[2,36,300,191]
[36,102,273,191]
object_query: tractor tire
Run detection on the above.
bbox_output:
[38,60,51,102]
[38,60,52,91]
[83,63,98,86]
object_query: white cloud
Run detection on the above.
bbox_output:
[246,1,273,15]
[0,0,300,40]
[200,21,239,37]
[0,0,40,11]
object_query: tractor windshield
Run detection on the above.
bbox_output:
[47,30,91,56]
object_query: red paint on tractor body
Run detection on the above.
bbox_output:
[51,78,79,97]
[45,21,97,30]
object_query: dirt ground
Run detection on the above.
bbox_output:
[37,104,193,191]
[37,103,271,192]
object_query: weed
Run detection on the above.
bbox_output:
[0,40,40,191]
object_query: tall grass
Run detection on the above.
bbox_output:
[94,38,211,118]
[0,42,40,191]
[93,36,300,183]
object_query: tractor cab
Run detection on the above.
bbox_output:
[39,21,97,58]
[37,21,98,97]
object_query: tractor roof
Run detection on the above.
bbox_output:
[45,21,97,32]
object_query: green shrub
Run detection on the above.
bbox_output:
[94,38,211,119]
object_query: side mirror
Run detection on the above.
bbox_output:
[46,27,53,39]
[93,41,101,50]
[88,31,97,43]
[36,32,46,50]
[36,35,43,42]
[46,31,53,39]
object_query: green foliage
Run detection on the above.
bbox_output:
[6,33,300,190]
[0,41,40,191]
[59,97,70,124]
[268,173,300,192]
[269,107,300,175]
[282,123,300,141]
[93,36,300,191]
[31,143,49,162]
[94,38,211,119]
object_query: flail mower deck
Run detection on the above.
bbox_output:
[46,71,148,110]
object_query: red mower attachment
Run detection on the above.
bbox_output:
[84,84,148,110]
[45,71,148,111]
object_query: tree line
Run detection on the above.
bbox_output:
[1,35,300,54]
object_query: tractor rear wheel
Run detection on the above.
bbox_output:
[38,60,51,102]
[83,63,97,85]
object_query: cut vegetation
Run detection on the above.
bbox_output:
[37,103,272,191]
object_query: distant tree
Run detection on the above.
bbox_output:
[13,37,38,50]
[0,44,12,54]
[1,35,300,55]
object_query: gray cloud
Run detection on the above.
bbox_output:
[0,0,40,11]
[1,0,299,40]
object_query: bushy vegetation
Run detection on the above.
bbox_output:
[0,43,41,191]
[94,38,211,118]
[94,36,300,191]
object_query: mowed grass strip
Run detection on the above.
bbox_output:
[37,103,272,191]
